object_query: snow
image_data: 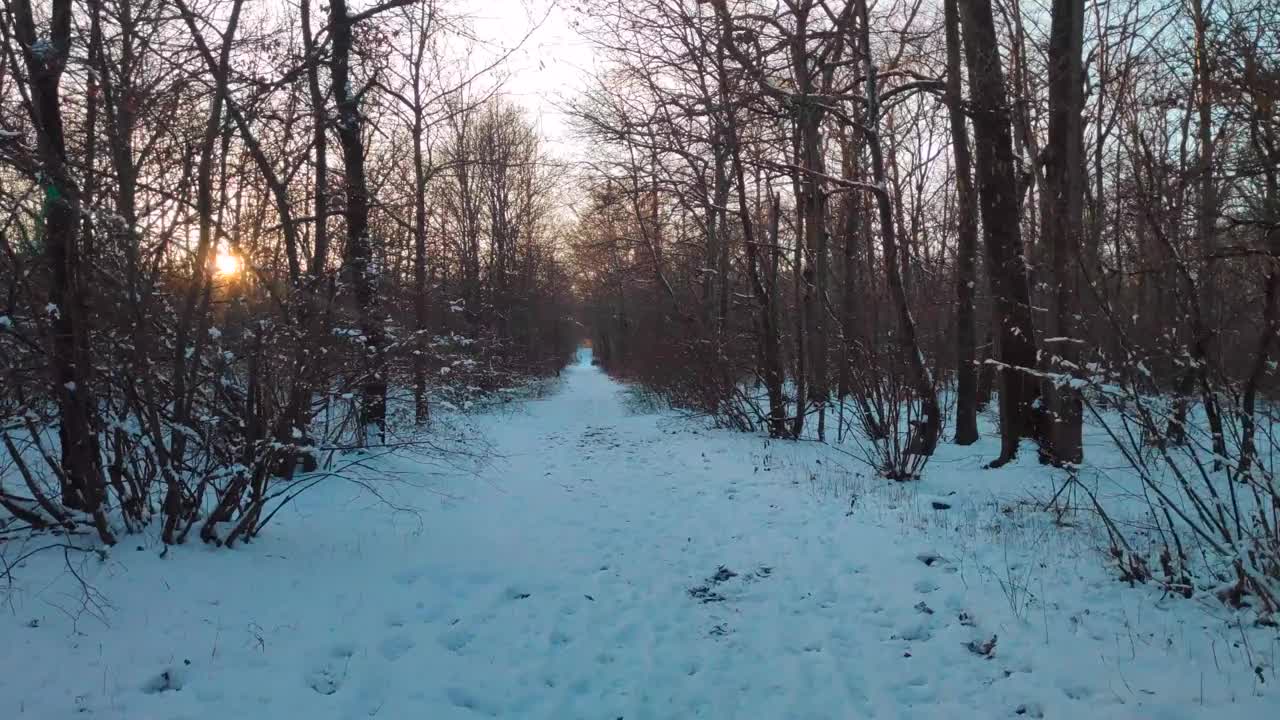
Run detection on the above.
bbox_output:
[2,348,1278,719]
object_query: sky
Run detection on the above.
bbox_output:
[460,0,598,160]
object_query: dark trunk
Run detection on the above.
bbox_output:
[800,106,829,440]
[330,0,387,443]
[1039,0,1086,465]
[11,0,110,538]
[945,0,980,446]
[958,0,1040,466]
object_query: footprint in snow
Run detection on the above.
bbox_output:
[446,687,501,717]
[1062,684,1094,701]
[141,665,188,694]
[438,627,475,652]
[378,633,415,662]
[305,645,355,695]
[895,675,936,703]
[1015,702,1045,718]
[914,578,940,594]
[895,621,933,642]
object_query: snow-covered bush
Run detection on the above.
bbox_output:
[1082,370,1280,618]
[837,338,946,481]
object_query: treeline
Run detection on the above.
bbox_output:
[0,0,576,546]
[568,0,1278,608]
[568,0,1273,460]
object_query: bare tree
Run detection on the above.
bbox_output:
[4,0,113,539]
[957,0,1040,466]
[944,0,979,446]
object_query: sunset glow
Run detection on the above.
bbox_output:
[214,252,241,277]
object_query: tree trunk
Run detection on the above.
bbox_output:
[800,106,830,440]
[958,0,1040,466]
[790,125,808,440]
[1239,121,1278,477]
[409,11,432,426]
[1189,0,1226,464]
[836,134,859,397]
[945,0,980,446]
[330,0,387,444]
[1192,0,1218,339]
[865,66,941,459]
[9,0,111,539]
[1040,0,1086,465]
[713,20,786,436]
[413,124,430,425]
[305,0,329,280]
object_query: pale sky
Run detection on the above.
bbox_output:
[460,0,597,160]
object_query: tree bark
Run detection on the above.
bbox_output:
[8,0,111,539]
[303,0,329,279]
[1189,0,1226,463]
[799,102,829,440]
[330,0,388,444]
[1040,0,1086,465]
[957,0,1040,466]
[407,3,436,426]
[945,0,980,446]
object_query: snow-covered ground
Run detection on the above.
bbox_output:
[2,349,1277,719]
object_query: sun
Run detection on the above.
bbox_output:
[214,251,241,276]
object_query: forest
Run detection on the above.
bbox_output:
[0,1,1279,714]
[568,0,1279,608]
[1,0,577,548]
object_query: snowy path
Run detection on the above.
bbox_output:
[3,350,1277,719]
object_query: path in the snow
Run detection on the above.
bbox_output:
[392,350,1009,719]
[4,348,1274,719]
